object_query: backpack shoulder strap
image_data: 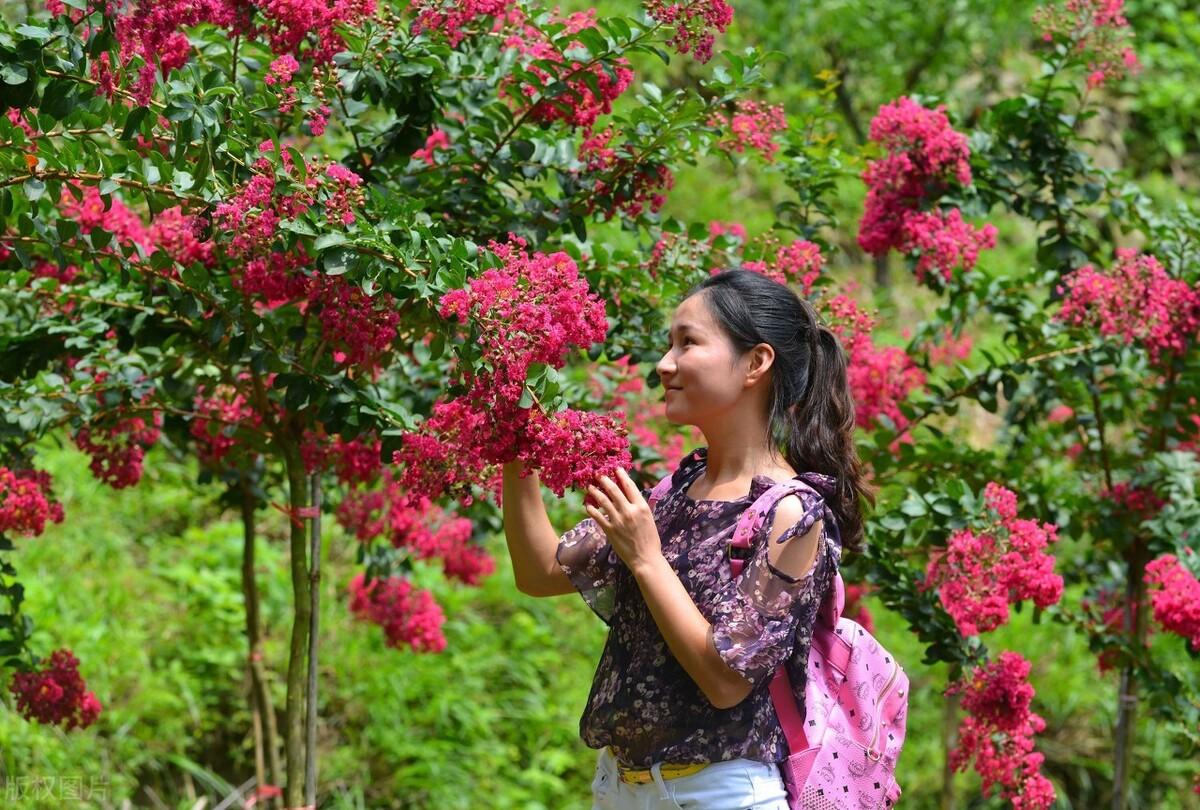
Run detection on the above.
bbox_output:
[728,479,851,757]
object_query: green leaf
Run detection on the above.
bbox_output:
[322,247,354,276]
[23,178,45,201]
[1,63,28,85]
[15,25,51,41]
[172,170,195,193]
[121,107,150,141]
[511,139,535,161]
[314,232,348,252]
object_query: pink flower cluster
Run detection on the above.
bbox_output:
[923,482,1064,637]
[708,100,788,162]
[191,379,265,468]
[578,127,675,220]
[644,0,734,63]
[300,430,382,486]
[1144,552,1200,650]
[858,97,998,285]
[265,54,301,114]
[1099,481,1165,518]
[72,372,163,490]
[214,141,321,257]
[59,182,154,255]
[57,183,214,283]
[307,274,400,371]
[732,238,825,295]
[502,10,635,130]
[256,0,377,66]
[90,0,373,106]
[1033,0,1140,89]
[0,466,65,537]
[707,221,747,243]
[409,0,514,47]
[1055,249,1200,366]
[336,474,494,585]
[412,128,451,166]
[822,292,926,445]
[214,144,393,371]
[395,236,627,502]
[104,0,252,105]
[917,325,974,367]
[946,652,1056,809]
[8,648,102,731]
[348,573,446,653]
[148,206,215,268]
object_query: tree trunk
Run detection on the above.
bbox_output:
[241,478,282,809]
[305,474,322,807]
[1111,542,1150,810]
[281,441,312,809]
[873,253,890,290]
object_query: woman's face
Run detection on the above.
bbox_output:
[656,293,758,425]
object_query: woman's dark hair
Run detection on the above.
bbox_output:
[683,269,875,553]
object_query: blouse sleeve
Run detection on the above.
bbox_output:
[554,486,654,625]
[709,490,837,692]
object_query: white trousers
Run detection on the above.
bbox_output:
[590,746,790,810]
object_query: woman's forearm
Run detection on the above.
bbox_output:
[501,460,569,594]
[629,553,751,709]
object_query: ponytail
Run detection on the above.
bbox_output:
[783,315,874,553]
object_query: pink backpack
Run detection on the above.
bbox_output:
[648,472,908,809]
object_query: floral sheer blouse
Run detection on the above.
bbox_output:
[555,445,842,768]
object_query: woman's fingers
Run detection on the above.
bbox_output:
[596,475,626,508]
[615,468,640,501]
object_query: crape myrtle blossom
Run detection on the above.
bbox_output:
[348,573,447,653]
[264,54,301,114]
[52,0,377,106]
[923,482,1064,637]
[644,0,734,63]
[728,238,824,294]
[577,127,675,220]
[0,466,65,537]
[1143,551,1200,651]
[336,472,496,586]
[707,99,788,162]
[821,291,926,446]
[7,648,102,731]
[1033,0,1140,89]
[858,97,998,285]
[946,652,1056,810]
[395,236,629,503]
[502,9,635,131]
[412,129,451,166]
[71,371,164,491]
[408,0,514,47]
[1054,249,1200,366]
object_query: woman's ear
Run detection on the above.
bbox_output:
[745,342,775,385]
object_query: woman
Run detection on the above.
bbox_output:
[501,269,874,809]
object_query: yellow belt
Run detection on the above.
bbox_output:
[610,748,709,785]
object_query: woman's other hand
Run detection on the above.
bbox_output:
[585,468,663,575]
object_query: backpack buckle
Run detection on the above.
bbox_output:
[726,542,752,561]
